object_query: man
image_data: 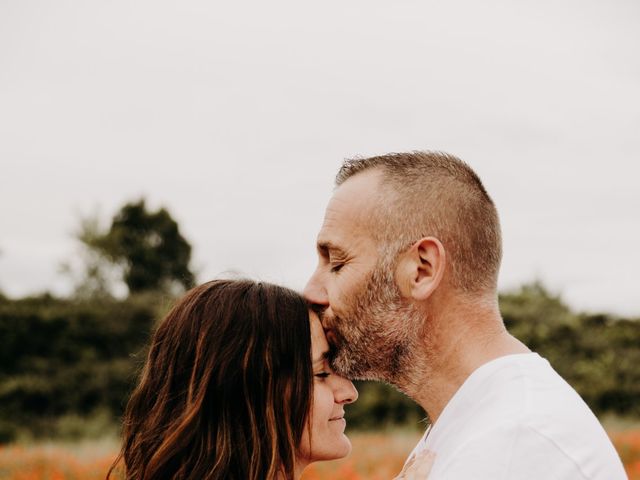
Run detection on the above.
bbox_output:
[304,151,625,479]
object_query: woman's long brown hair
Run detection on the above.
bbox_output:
[108,279,313,480]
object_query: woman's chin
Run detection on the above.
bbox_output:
[310,437,352,462]
[339,437,353,457]
[328,436,352,460]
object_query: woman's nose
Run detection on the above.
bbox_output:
[334,376,358,404]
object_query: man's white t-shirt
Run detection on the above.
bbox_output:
[406,353,626,479]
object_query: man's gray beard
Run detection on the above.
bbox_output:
[326,263,423,385]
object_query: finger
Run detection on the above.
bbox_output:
[401,449,436,479]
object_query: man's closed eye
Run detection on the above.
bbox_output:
[330,263,344,273]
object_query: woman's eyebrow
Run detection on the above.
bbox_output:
[312,350,330,365]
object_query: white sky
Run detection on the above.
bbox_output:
[1,0,639,315]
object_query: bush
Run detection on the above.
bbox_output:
[1,283,638,441]
[501,283,640,417]
[0,294,162,442]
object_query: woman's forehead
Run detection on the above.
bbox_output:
[309,312,329,362]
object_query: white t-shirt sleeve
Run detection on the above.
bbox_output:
[430,422,594,480]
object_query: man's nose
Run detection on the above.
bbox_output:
[303,269,329,308]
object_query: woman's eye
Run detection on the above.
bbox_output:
[315,371,331,379]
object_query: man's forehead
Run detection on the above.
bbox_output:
[323,171,382,226]
[316,171,382,250]
[333,168,383,202]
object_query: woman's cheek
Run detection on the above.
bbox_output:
[313,380,327,424]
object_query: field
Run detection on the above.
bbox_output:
[1,429,639,480]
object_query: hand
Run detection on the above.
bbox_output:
[394,449,435,479]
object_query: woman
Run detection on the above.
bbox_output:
[108,279,358,480]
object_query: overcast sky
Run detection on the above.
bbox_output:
[1,0,639,316]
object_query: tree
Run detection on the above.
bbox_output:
[61,213,125,300]
[76,199,195,296]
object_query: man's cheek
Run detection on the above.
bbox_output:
[326,286,344,309]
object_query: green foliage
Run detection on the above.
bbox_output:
[346,382,426,430]
[0,294,161,442]
[500,282,640,417]
[74,199,195,296]
[0,282,638,441]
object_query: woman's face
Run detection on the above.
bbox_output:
[298,312,359,465]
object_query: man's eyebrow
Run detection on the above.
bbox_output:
[316,240,348,257]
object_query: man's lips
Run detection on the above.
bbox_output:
[325,328,338,344]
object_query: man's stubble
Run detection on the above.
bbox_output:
[323,258,426,389]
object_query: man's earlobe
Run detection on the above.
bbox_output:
[396,237,446,301]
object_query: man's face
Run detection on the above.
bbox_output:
[304,171,416,382]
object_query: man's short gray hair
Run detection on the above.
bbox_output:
[336,151,502,294]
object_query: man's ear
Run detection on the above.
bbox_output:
[396,237,446,301]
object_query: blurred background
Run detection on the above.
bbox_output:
[1,0,639,478]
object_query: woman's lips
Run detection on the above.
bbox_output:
[329,412,345,421]
[329,417,347,429]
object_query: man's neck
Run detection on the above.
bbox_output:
[399,298,530,424]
